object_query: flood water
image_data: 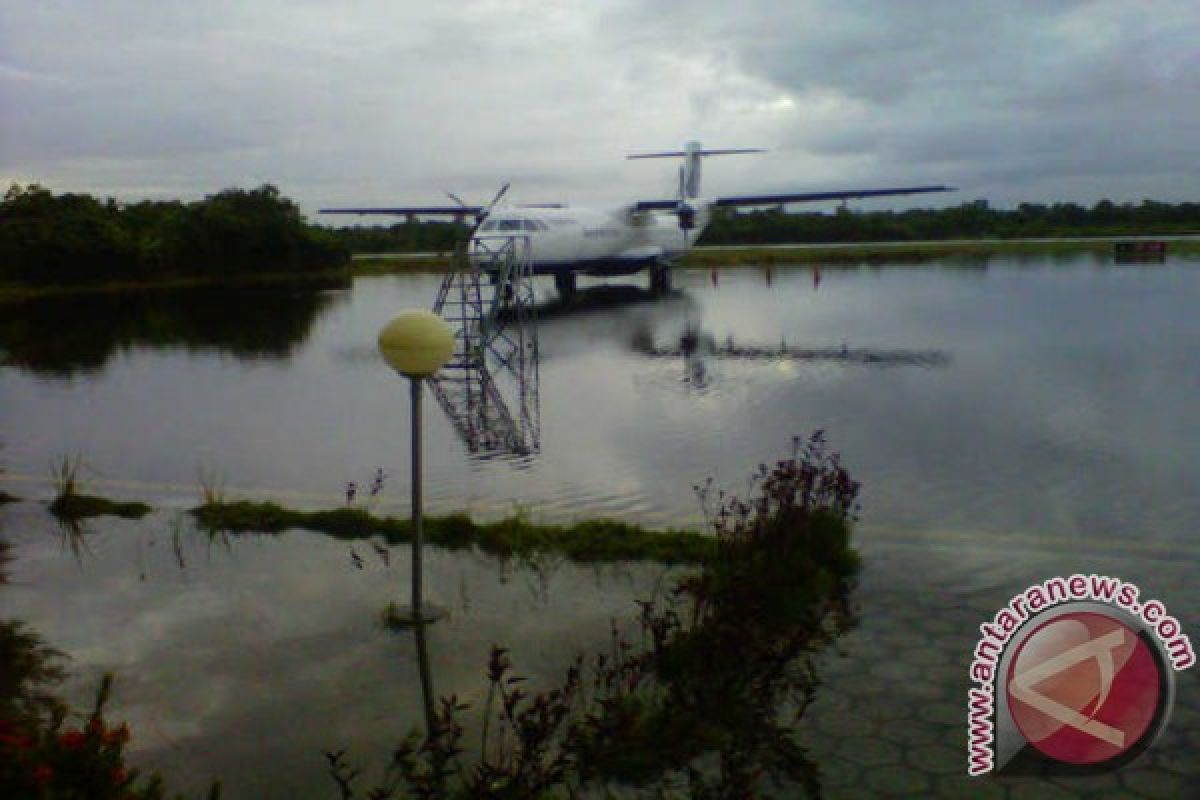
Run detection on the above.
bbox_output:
[2,255,1198,797]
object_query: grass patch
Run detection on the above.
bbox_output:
[349,254,453,272]
[47,454,150,521]
[0,253,460,300]
[48,493,151,521]
[197,466,227,506]
[0,269,348,302]
[189,500,713,565]
[5,237,1194,301]
[680,237,1200,266]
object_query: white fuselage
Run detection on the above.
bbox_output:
[469,203,710,275]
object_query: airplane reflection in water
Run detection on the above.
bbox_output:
[636,330,951,368]
[427,282,947,459]
[427,283,696,461]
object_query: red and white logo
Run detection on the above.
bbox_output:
[1005,611,1163,765]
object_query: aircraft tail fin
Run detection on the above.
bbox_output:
[628,141,763,198]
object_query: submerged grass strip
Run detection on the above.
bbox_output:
[681,238,1200,266]
[315,238,1200,272]
[4,239,1194,300]
[189,500,713,565]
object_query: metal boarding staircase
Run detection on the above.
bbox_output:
[428,235,540,458]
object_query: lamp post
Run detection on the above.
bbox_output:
[378,310,455,625]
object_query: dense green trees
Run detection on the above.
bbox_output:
[330,218,467,254]
[0,184,347,285]
[325,198,1200,254]
[700,198,1200,246]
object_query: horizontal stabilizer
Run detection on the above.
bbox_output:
[319,206,483,216]
[628,148,764,159]
[714,186,954,207]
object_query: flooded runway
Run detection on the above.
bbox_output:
[3,255,1198,796]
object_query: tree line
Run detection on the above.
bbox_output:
[0,184,348,285]
[700,198,1200,245]
[328,198,1200,253]
[6,186,1199,281]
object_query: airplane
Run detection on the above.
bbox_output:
[320,141,952,296]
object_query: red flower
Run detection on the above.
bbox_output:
[111,767,128,786]
[32,763,53,786]
[0,731,32,749]
[59,730,87,750]
[0,719,31,748]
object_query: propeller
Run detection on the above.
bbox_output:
[446,182,511,233]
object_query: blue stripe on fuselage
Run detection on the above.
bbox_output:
[482,256,670,277]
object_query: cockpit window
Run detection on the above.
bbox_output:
[484,218,544,233]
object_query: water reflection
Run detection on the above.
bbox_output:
[52,515,94,564]
[430,284,701,462]
[531,283,686,320]
[636,324,951,368]
[428,345,540,461]
[3,260,1199,541]
[1114,241,1168,264]
[412,622,437,734]
[0,279,349,376]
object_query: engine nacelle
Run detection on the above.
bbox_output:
[677,206,696,231]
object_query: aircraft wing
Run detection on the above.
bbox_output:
[318,206,483,216]
[631,200,680,212]
[713,186,953,207]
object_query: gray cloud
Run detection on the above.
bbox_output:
[2,1,1198,214]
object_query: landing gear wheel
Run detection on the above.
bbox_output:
[555,272,577,299]
[650,264,672,294]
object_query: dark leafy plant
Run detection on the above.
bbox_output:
[0,621,65,726]
[0,674,220,799]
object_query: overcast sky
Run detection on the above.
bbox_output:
[3,1,1198,218]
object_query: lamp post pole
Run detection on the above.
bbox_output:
[378,309,455,626]
[409,375,425,620]
[410,376,438,731]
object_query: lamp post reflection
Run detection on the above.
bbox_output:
[413,621,437,734]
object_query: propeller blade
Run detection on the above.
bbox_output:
[487,182,511,213]
[461,182,512,238]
